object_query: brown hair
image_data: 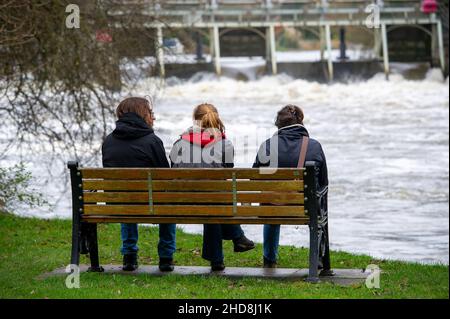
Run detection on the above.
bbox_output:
[193,103,225,133]
[116,97,153,126]
[275,104,304,129]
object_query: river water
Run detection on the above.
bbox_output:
[2,67,449,265]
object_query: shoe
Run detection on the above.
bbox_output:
[159,258,174,272]
[122,253,138,271]
[263,257,277,269]
[211,262,225,271]
[233,235,255,252]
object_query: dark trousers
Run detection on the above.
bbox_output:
[202,224,244,263]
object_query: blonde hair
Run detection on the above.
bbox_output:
[193,103,225,134]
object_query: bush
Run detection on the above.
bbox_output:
[0,163,47,213]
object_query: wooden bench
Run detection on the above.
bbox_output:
[67,161,332,282]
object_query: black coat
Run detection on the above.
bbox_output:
[102,112,169,168]
[252,124,328,188]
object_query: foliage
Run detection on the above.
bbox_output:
[0,1,163,167]
[0,163,47,213]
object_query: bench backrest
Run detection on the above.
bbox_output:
[68,164,317,225]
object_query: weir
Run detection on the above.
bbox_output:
[110,0,448,81]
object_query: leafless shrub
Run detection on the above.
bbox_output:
[0,0,164,169]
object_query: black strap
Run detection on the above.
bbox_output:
[221,138,226,167]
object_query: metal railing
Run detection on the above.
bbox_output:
[108,0,436,30]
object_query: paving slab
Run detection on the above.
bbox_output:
[41,265,370,286]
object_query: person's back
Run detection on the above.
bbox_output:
[101,97,176,272]
[169,103,255,271]
[253,124,328,188]
[253,105,328,268]
[170,126,234,169]
[102,113,168,168]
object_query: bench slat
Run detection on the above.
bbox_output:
[83,180,304,192]
[82,216,309,225]
[83,192,304,204]
[83,205,305,217]
[81,168,304,180]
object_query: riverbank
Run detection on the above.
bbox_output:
[0,213,447,298]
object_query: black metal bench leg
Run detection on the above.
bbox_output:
[304,162,320,283]
[319,223,335,277]
[323,223,331,270]
[80,222,89,255]
[306,223,320,283]
[70,215,81,266]
[86,223,104,272]
[68,161,82,267]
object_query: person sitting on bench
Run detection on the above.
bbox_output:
[102,97,176,272]
[170,103,255,271]
[253,105,329,268]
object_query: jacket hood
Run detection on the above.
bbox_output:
[112,112,154,140]
[181,127,226,148]
[276,124,309,138]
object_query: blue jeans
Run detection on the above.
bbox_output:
[263,224,280,263]
[120,223,176,259]
[202,224,244,263]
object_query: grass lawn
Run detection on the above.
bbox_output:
[0,213,448,299]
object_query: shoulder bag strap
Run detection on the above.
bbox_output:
[297,136,309,168]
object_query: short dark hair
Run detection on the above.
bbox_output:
[116,97,153,123]
[275,105,304,129]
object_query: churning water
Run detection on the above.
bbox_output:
[3,68,449,264]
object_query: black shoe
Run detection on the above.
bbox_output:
[159,258,174,272]
[263,257,277,269]
[233,235,255,252]
[122,253,138,271]
[211,262,225,271]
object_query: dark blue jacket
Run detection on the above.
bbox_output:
[252,124,328,188]
[102,112,169,168]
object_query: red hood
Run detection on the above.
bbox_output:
[181,131,226,147]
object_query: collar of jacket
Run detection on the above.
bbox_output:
[181,126,226,148]
[112,112,154,140]
[274,124,309,137]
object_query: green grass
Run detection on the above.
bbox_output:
[0,213,448,299]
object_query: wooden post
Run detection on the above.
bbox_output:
[269,24,277,75]
[431,23,438,66]
[373,28,381,59]
[320,26,325,61]
[265,27,271,67]
[381,23,389,80]
[156,26,165,78]
[209,28,215,60]
[213,25,221,76]
[436,20,446,76]
[325,24,333,82]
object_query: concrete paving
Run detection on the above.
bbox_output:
[42,265,370,286]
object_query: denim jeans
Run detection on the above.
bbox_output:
[120,223,176,259]
[202,224,244,263]
[263,224,281,263]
